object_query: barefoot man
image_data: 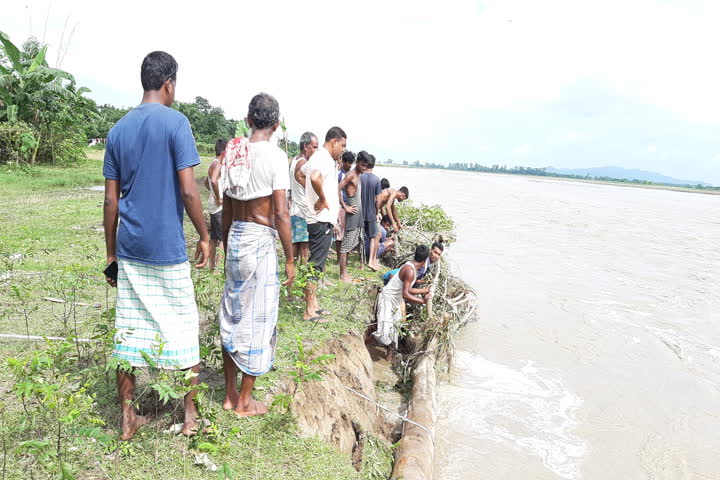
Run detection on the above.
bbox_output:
[288,132,318,263]
[103,51,210,439]
[338,151,370,282]
[377,186,409,232]
[360,153,383,271]
[218,93,294,416]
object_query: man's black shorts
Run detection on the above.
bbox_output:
[308,221,333,275]
[209,211,223,241]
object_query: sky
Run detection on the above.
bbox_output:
[5,0,720,184]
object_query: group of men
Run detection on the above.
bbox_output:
[102,51,439,441]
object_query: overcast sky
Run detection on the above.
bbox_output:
[5,0,720,184]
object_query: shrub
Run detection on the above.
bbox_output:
[0,122,38,165]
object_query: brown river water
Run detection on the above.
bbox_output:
[374,166,720,480]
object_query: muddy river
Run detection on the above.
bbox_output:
[375,166,720,479]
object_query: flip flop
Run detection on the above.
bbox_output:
[316,308,331,316]
[306,316,330,324]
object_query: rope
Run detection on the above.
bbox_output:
[340,383,435,444]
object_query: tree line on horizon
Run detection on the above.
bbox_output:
[380,160,719,191]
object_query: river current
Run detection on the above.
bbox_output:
[374,166,720,480]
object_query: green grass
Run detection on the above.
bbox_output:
[0,150,392,480]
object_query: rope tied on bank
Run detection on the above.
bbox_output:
[340,383,435,444]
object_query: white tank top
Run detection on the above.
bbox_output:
[384,262,417,301]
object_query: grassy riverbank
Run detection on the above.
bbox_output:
[0,150,391,480]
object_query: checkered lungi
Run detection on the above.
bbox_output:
[113,259,200,369]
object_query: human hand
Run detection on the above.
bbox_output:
[194,238,210,268]
[314,197,329,213]
[105,255,117,288]
[282,261,295,290]
[345,205,358,214]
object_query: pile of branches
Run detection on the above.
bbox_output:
[381,224,477,374]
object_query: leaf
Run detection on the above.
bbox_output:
[6,104,17,122]
[77,86,91,95]
[60,461,76,480]
[27,46,47,73]
[0,32,23,73]
[311,354,335,365]
[197,442,219,455]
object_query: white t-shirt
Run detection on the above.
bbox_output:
[289,155,308,218]
[223,140,289,201]
[301,147,339,225]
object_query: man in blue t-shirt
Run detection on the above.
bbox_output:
[103,51,210,440]
[360,153,383,270]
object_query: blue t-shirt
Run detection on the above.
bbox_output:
[360,173,382,222]
[103,103,200,265]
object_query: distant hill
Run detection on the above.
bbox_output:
[546,166,711,186]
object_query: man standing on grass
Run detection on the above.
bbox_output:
[206,138,227,271]
[300,126,346,322]
[360,153,383,271]
[288,132,318,263]
[218,93,294,417]
[334,150,354,261]
[103,51,209,440]
[338,151,370,282]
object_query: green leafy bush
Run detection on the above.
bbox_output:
[0,122,37,164]
[396,201,455,232]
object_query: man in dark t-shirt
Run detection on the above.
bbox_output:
[360,153,383,270]
[103,51,210,440]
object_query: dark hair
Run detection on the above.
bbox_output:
[367,154,376,169]
[380,178,390,189]
[414,245,430,262]
[356,150,373,165]
[399,186,409,199]
[342,151,355,164]
[248,93,280,129]
[431,241,444,252]
[141,51,177,91]
[215,139,228,156]
[299,131,317,150]
[381,214,391,225]
[325,126,347,142]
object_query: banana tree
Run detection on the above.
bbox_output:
[0,32,90,124]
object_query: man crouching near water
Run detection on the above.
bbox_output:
[103,51,210,440]
[370,245,431,360]
[218,93,294,416]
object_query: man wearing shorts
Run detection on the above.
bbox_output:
[289,132,318,263]
[206,138,227,271]
[300,126,346,322]
[360,153,383,270]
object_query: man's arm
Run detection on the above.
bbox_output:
[221,194,233,254]
[310,170,328,212]
[177,167,210,268]
[401,265,426,305]
[103,179,121,286]
[273,189,295,289]
[387,192,400,229]
[337,173,357,214]
[294,158,308,188]
[209,161,221,204]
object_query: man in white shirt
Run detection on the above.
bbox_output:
[300,126,347,322]
[288,132,318,263]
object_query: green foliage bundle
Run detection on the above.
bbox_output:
[396,200,455,232]
[175,96,237,145]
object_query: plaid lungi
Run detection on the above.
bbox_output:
[218,221,280,376]
[113,259,200,369]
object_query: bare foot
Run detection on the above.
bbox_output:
[223,392,238,411]
[120,414,148,441]
[340,274,352,283]
[367,264,378,272]
[233,399,268,417]
[181,416,201,437]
